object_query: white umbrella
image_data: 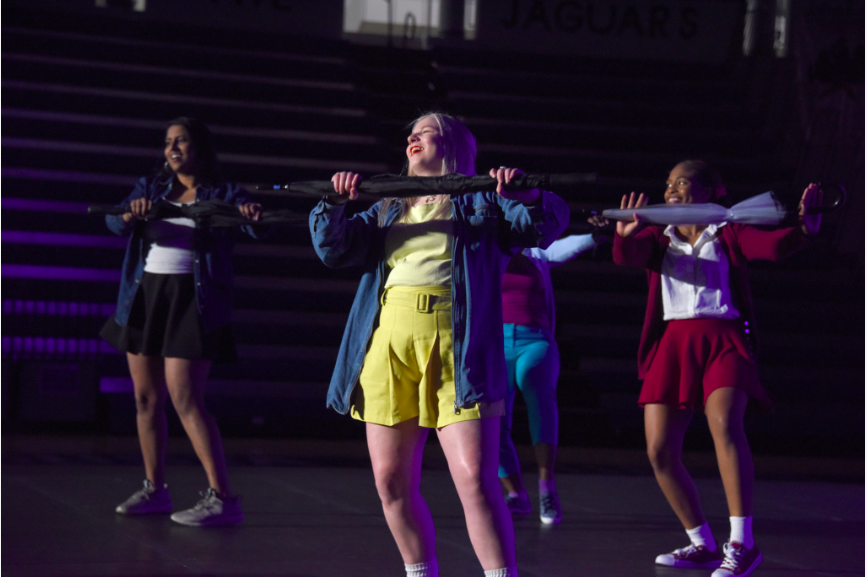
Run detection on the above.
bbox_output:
[601,191,791,226]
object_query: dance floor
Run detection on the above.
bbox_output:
[2,437,863,577]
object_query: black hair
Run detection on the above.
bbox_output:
[160,117,220,183]
[680,159,727,199]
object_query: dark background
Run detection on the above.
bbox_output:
[2,0,863,462]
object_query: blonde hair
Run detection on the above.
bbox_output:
[378,112,477,226]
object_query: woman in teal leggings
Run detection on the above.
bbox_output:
[498,232,604,524]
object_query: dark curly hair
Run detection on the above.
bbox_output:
[679,159,726,199]
[159,117,220,183]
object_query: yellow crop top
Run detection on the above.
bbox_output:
[384,201,453,288]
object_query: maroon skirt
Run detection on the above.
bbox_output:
[639,318,771,412]
[100,272,237,363]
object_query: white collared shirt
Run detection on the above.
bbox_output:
[661,223,740,320]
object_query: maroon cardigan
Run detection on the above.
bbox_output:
[613,223,808,379]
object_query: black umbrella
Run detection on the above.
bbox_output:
[88,172,599,228]
[88,201,616,235]
[87,199,305,227]
[259,172,598,198]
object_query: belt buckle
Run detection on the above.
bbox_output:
[417,293,430,313]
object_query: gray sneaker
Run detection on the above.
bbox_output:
[504,492,532,515]
[116,480,172,515]
[539,491,562,525]
[170,488,243,527]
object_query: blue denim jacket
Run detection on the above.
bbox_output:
[106,174,256,332]
[310,190,570,414]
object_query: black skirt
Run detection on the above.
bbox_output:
[100,272,237,363]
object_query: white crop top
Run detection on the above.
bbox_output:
[143,201,196,274]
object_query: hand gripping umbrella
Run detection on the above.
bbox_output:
[260,172,598,198]
[601,187,846,226]
[87,199,306,227]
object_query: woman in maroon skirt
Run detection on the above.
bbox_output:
[613,160,822,577]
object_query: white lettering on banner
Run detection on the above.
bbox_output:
[476,0,742,62]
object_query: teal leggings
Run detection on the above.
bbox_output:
[498,324,560,478]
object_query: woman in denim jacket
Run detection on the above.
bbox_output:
[310,113,569,577]
[102,117,261,527]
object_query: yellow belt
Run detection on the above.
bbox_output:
[381,289,451,313]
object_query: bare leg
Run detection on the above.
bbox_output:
[534,442,556,482]
[705,388,753,517]
[127,353,168,486]
[500,473,525,495]
[366,419,436,564]
[164,357,232,497]
[438,418,516,570]
[645,403,706,529]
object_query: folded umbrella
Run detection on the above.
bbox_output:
[261,172,597,198]
[87,199,305,227]
[601,188,844,226]
[88,200,617,237]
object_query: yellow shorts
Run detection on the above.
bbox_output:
[352,286,504,429]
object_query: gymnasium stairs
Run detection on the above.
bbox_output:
[2,6,862,456]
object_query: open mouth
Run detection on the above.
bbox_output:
[409,145,423,156]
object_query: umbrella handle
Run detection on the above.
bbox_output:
[768,184,846,216]
[803,182,846,214]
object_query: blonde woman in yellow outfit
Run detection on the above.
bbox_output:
[310,113,570,576]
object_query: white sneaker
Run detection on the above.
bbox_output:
[655,543,722,568]
[170,488,243,527]
[711,541,763,577]
[539,491,562,525]
[115,480,172,515]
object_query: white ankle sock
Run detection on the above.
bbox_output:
[484,567,518,577]
[405,559,438,577]
[686,522,716,550]
[538,479,556,495]
[730,516,754,549]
